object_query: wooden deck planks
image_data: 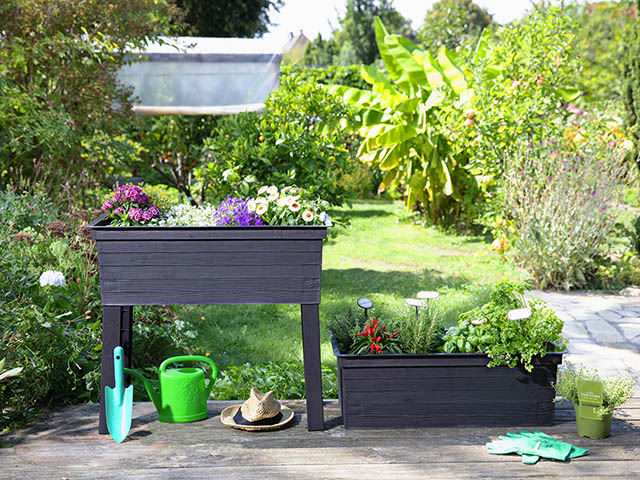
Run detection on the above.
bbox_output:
[1,398,639,479]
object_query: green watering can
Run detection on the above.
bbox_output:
[124,356,217,423]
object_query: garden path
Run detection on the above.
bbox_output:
[1,399,639,479]
[531,289,640,392]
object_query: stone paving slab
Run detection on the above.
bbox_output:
[530,290,640,393]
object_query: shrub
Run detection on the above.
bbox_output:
[197,73,354,206]
[0,0,182,205]
[281,64,369,90]
[504,139,630,290]
[211,362,338,400]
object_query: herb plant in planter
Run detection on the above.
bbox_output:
[90,184,331,433]
[554,364,635,439]
[329,282,565,429]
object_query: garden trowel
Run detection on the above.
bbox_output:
[105,346,133,443]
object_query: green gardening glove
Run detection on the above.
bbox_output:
[499,434,572,462]
[486,437,546,464]
[505,431,589,460]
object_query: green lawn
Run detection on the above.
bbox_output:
[180,200,527,369]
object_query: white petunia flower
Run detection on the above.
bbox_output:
[268,191,279,202]
[256,203,268,215]
[255,197,268,205]
[277,196,288,207]
[267,185,278,195]
[247,199,256,212]
[319,212,327,223]
[289,202,301,212]
[302,210,314,222]
[258,186,268,195]
[40,270,66,287]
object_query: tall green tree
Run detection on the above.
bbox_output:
[177,0,283,37]
[567,1,634,105]
[342,0,413,65]
[623,0,640,168]
[418,0,494,55]
[303,0,413,66]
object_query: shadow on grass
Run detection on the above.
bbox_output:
[322,267,471,298]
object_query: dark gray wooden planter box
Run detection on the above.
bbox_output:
[331,336,563,429]
[89,216,328,432]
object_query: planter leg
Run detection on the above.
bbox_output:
[301,304,324,431]
[99,306,133,434]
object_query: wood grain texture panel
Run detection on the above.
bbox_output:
[98,251,321,267]
[99,264,322,281]
[96,239,323,254]
[100,277,321,305]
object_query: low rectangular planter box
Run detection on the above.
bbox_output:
[88,216,327,306]
[331,336,563,429]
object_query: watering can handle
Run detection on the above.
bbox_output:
[159,356,218,395]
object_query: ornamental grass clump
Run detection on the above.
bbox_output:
[504,139,630,290]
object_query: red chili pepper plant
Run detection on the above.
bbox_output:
[351,317,401,355]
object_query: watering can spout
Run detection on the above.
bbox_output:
[123,368,162,411]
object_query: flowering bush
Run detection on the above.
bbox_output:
[504,139,630,290]
[101,185,161,226]
[248,186,330,226]
[351,317,401,355]
[39,270,66,288]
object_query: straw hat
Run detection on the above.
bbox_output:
[220,387,294,431]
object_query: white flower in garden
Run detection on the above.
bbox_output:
[39,270,66,287]
[256,197,268,205]
[247,199,256,212]
[277,196,288,207]
[289,202,301,212]
[286,195,300,206]
[268,191,279,202]
[258,186,268,195]
[302,210,314,222]
[622,139,634,152]
[256,203,268,215]
[319,212,327,223]
[267,185,278,196]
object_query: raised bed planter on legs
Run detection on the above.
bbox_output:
[89,217,328,432]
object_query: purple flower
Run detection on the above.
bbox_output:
[213,195,264,226]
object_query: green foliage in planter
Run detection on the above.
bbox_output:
[328,309,370,355]
[197,73,354,206]
[397,302,444,354]
[441,281,565,372]
[211,361,338,400]
[554,364,636,416]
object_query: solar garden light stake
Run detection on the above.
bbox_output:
[357,298,373,324]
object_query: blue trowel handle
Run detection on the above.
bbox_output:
[113,346,125,407]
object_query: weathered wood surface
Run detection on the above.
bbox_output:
[2,398,639,479]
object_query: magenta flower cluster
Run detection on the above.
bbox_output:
[213,195,264,226]
[101,185,161,225]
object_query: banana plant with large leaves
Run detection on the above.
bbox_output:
[327,17,481,222]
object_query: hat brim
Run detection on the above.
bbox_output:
[220,405,295,431]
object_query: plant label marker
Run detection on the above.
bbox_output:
[507,307,531,321]
[406,298,427,324]
[577,379,604,420]
[357,298,373,322]
[416,291,439,300]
